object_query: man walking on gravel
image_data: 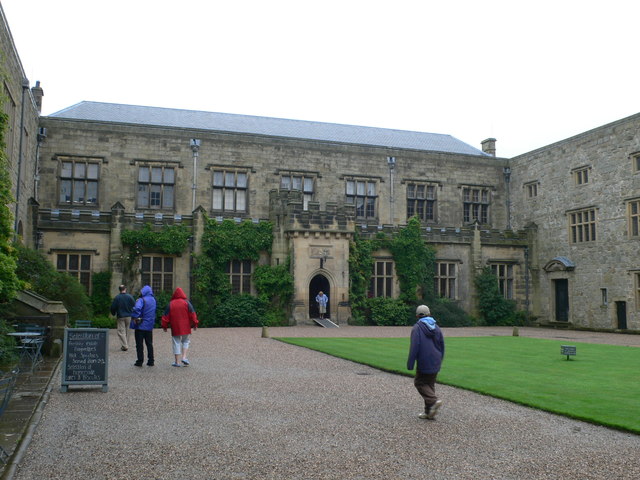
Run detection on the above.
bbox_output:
[407,304,445,420]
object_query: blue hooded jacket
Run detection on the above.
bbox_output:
[407,316,445,374]
[129,285,157,331]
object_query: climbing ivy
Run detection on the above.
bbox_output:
[349,216,436,324]
[192,218,286,326]
[120,223,191,272]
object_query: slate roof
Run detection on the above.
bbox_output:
[48,101,488,156]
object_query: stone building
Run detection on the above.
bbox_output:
[34,102,526,325]
[1,6,43,245]
[510,113,640,330]
[1,5,638,330]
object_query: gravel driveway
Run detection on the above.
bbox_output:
[10,326,640,479]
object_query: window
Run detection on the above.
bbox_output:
[463,187,489,224]
[57,253,91,292]
[569,208,597,243]
[141,256,174,293]
[225,260,252,294]
[369,260,394,297]
[525,181,538,198]
[601,288,608,306]
[636,273,640,310]
[633,153,640,173]
[628,200,640,238]
[59,157,99,206]
[435,262,456,299]
[281,174,314,210]
[346,179,377,218]
[573,166,591,185]
[490,263,514,299]
[212,169,248,213]
[407,183,436,221]
[137,165,175,209]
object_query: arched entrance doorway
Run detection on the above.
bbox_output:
[309,275,330,319]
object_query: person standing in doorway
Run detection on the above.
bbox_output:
[110,284,135,351]
[407,304,445,420]
[315,291,328,319]
[161,287,198,367]
[130,285,157,367]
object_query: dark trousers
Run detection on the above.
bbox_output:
[134,329,154,363]
[414,371,438,412]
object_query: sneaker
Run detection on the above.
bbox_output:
[182,359,190,366]
[121,346,128,351]
[134,361,143,367]
[418,412,429,419]
[426,400,443,419]
[171,362,181,367]
[147,362,154,366]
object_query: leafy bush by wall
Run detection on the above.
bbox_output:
[365,297,411,326]
[90,271,112,317]
[474,266,520,326]
[200,294,268,328]
[14,243,92,321]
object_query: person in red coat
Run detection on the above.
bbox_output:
[161,287,198,367]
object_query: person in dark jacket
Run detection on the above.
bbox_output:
[407,304,445,419]
[130,285,157,367]
[161,287,198,367]
[110,284,135,351]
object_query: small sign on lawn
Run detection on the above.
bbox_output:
[561,345,577,360]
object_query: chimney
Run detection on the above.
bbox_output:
[481,138,496,156]
[31,81,44,113]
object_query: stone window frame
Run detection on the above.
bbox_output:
[55,251,93,293]
[631,152,640,174]
[132,159,181,212]
[635,272,640,310]
[369,257,394,298]
[343,175,380,220]
[141,255,174,294]
[626,197,640,238]
[405,180,439,222]
[524,180,539,199]
[489,261,515,300]
[461,185,491,224]
[572,165,592,186]
[278,170,317,211]
[57,155,104,207]
[435,261,458,300]
[211,167,250,214]
[225,259,253,294]
[567,207,597,244]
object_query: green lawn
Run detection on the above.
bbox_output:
[275,336,640,434]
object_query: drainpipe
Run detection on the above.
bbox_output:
[13,78,30,240]
[503,166,511,230]
[190,139,201,212]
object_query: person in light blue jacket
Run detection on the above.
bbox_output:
[407,304,445,420]
[130,285,157,367]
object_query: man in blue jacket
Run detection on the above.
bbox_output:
[407,304,445,419]
[130,285,157,367]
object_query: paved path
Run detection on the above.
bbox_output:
[4,327,640,479]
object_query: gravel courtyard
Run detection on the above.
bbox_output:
[10,326,640,480]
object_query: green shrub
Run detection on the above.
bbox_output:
[14,244,92,321]
[201,294,268,327]
[91,315,116,329]
[366,297,412,326]
[426,297,476,327]
[90,271,112,317]
[0,319,18,369]
[154,290,172,327]
[474,266,518,326]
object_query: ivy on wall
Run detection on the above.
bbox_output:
[120,223,191,272]
[349,216,436,324]
[192,218,293,327]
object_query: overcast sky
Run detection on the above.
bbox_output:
[2,0,639,158]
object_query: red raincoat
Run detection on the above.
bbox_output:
[161,287,198,336]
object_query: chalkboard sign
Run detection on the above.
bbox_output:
[61,328,109,392]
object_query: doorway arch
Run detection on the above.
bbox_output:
[309,274,330,319]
